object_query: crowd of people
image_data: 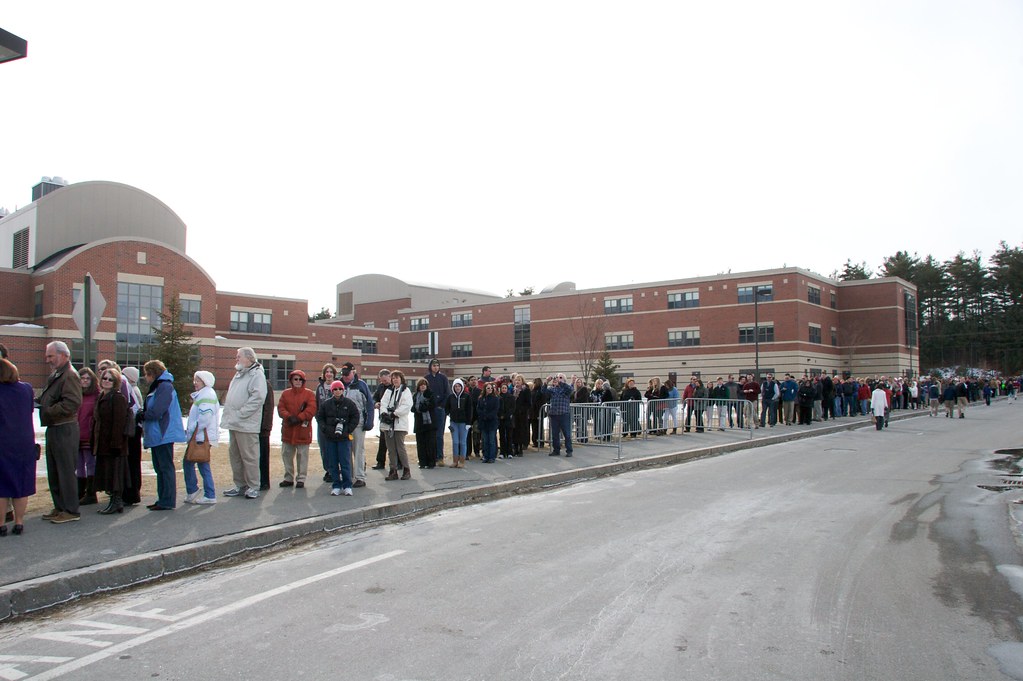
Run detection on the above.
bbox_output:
[0,339,1017,533]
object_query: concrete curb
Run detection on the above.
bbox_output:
[0,409,927,621]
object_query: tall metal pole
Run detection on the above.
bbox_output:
[754,285,760,381]
[83,274,92,370]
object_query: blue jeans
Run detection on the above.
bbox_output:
[182,456,215,499]
[860,398,869,416]
[433,408,446,462]
[449,422,468,457]
[760,400,778,426]
[550,412,572,454]
[322,437,353,489]
[151,443,176,507]
[481,425,498,462]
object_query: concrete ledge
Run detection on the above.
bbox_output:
[0,409,927,621]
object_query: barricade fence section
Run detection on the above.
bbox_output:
[539,403,623,459]
[535,398,754,448]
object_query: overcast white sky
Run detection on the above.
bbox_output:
[2,1,1021,314]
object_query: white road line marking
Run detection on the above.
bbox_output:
[23,549,405,681]
[0,657,73,681]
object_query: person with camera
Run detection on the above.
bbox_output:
[543,373,576,457]
[316,380,360,496]
[378,371,413,480]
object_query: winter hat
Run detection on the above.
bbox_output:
[122,367,140,384]
[330,380,345,391]
[288,369,307,382]
[194,370,215,389]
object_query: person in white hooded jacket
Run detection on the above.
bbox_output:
[184,371,220,504]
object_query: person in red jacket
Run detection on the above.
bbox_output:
[277,370,317,488]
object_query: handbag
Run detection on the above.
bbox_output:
[184,428,211,463]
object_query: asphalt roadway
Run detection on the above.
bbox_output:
[0,405,983,621]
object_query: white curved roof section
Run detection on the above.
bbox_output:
[540,281,577,294]
[28,181,187,266]
[334,273,502,319]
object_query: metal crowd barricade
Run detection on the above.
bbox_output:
[539,403,623,460]
[679,397,756,439]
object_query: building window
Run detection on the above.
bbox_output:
[514,306,531,362]
[905,292,917,348]
[605,333,634,350]
[230,311,271,334]
[809,326,822,344]
[831,328,838,346]
[604,296,633,315]
[738,285,773,304]
[353,338,378,354]
[668,330,700,347]
[116,282,164,369]
[363,322,375,328]
[410,346,430,362]
[452,343,473,358]
[263,359,295,391]
[410,316,429,331]
[180,298,201,324]
[33,289,43,318]
[739,325,774,344]
[12,228,29,268]
[451,312,473,328]
[830,292,837,309]
[668,291,699,309]
[388,320,399,331]
[807,286,821,305]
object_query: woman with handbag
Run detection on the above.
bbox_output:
[93,367,131,515]
[184,371,219,504]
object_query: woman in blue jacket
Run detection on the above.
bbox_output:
[142,360,186,510]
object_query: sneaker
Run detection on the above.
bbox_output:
[223,487,243,497]
[184,490,202,504]
[330,488,342,496]
[279,480,294,487]
[342,488,353,496]
[244,488,259,499]
[195,496,217,505]
[353,479,366,488]
[50,511,81,524]
[566,452,573,457]
[296,481,305,488]
[41,508,61,521]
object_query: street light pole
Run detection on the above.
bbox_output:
[754,285,761,381]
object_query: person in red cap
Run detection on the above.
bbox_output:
[316,380,360,496]
[277,370,317,488]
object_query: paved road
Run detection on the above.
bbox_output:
[1,402,1021,680]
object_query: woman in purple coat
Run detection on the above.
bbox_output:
[0,358,37,535]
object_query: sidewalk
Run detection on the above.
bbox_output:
[0,410,929,620]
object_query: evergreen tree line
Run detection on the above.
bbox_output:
[836,242,1023,373]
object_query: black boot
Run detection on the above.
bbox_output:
[98,493,124,515]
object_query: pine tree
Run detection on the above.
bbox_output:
[152,295,201,406]
[591,351,621,393]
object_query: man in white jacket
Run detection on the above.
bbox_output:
[220,347,268,499]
